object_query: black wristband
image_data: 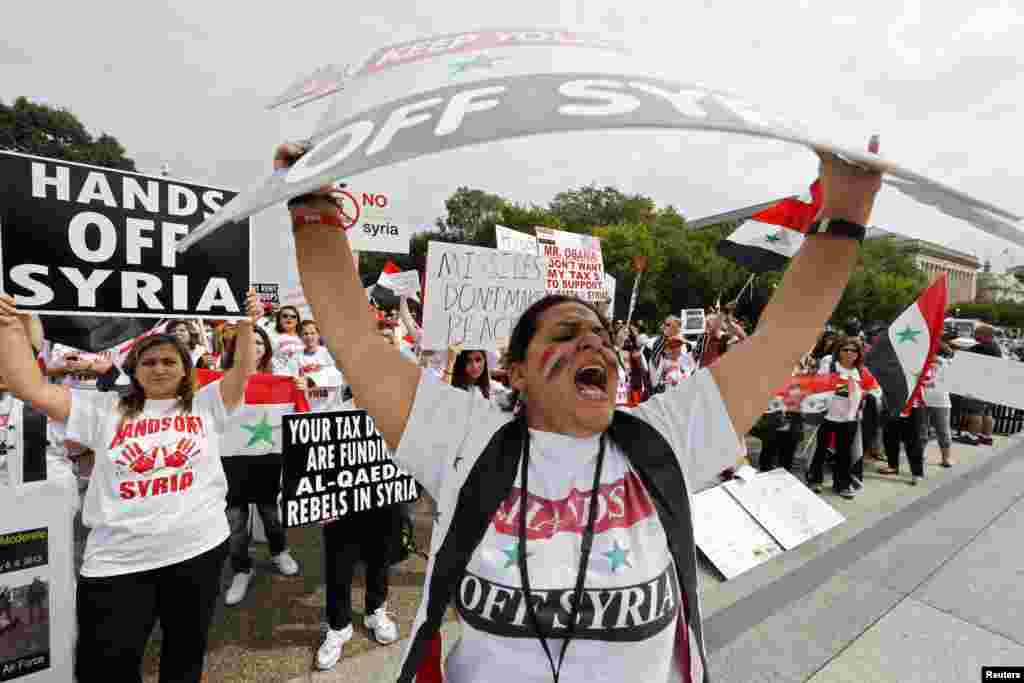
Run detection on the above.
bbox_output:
[807,218,866,242]
[287,193,334,209]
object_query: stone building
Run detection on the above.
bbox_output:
[866,231,980,304]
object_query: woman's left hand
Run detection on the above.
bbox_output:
[293,377,309,391]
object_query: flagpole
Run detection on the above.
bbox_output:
[623,255,647,335]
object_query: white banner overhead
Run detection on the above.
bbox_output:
[178,27,1023,254]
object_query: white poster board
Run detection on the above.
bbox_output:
[943,352,1024,411]
[534,226,606,303]
[692,485,784,580]
[422,242,547,352]
[682,309,706,335]
[495,224,539,255]
[603,273,617,320]
[379,270,421,298]
[0,481,75,682]
[340,188,412,254]
[723,468,845,550]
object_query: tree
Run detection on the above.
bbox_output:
[833,236,928,326]
[549,185,656,232]
[0,97,135,170]
[436,186,507,242]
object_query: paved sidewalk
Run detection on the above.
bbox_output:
[297,435,1024,682]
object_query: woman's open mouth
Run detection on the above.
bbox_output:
[574,365,609,401]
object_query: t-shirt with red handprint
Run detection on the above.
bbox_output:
[66,382,234,578]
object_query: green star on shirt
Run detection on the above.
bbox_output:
[241,413,274,448]
[765,231,783,243]
[604,540,632,573]
[501,540,532,569]
[895,325,922,344]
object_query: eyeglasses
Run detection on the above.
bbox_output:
[281,314,298,320]
[840,348,859,353]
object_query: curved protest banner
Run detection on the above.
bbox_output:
[178,27,1022,253]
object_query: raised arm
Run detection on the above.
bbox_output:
[711,144,882,436]
[398,296,422,344]
[278,144,420,449]
[219,289,261,412]
[0,295,71,423]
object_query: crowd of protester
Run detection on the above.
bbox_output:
[0,279,1014,679]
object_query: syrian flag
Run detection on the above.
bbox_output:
[197,369,310,454]
[865,274,948,417]
[715,181,822,273]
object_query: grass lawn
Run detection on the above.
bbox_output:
[142,497,449,682]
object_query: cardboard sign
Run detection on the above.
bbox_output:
[0,482,75,682]
[534,226,606,302]
[495,224,539,255]
[943,351,1024,411]
[0,152,251,319]
[280,410,418,527]
[422,241,547,351]
[692,485,783,580]
[252,283,280,307]
[603,273,617,319]
[682,309,706,335]
[379,270,421,298]
[340,190,411,254]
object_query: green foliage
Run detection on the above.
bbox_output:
[375,185,938,333]
[0,97,135,170]
[833,237,928,325]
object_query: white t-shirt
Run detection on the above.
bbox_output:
[271,332,304,374]
[394,370,740,683]
[819,365,862,423]
[66,382,234,577]
[297,346,336,377]
[653,354,695,390]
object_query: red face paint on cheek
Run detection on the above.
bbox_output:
[540,343,576,382]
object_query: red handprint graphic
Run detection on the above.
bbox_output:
[164,438,197,468]
[116,443,162,474]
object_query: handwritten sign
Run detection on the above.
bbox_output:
[422,241,547,352]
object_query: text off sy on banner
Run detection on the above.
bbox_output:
[422,241,548,352]
[0,151,251,319]
[281,410,419,528]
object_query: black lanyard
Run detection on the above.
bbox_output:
[517,426,607,683]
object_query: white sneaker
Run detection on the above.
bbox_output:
[316,624,353,670]
[365,605,399,644]
[225,571,252,606]
[272,550,300,576]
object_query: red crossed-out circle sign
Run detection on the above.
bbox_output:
[337,190,360,229]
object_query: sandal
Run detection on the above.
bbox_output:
[878,467,900,475]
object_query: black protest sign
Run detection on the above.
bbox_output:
[0,151,251,318]
[281,410,419,528]
[252,283,280,307]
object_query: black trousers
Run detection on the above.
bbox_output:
[808,420,858,491]
[75,540,228,683]
[760,415,803,472]
[322,506,399,630]
[884,407,925,477]
[223,457,287,573]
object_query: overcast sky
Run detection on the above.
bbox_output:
[3,0,1022,289]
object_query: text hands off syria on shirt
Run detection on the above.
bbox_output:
[110,414,208,499]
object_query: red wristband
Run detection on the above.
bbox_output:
[290,208,350,231]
